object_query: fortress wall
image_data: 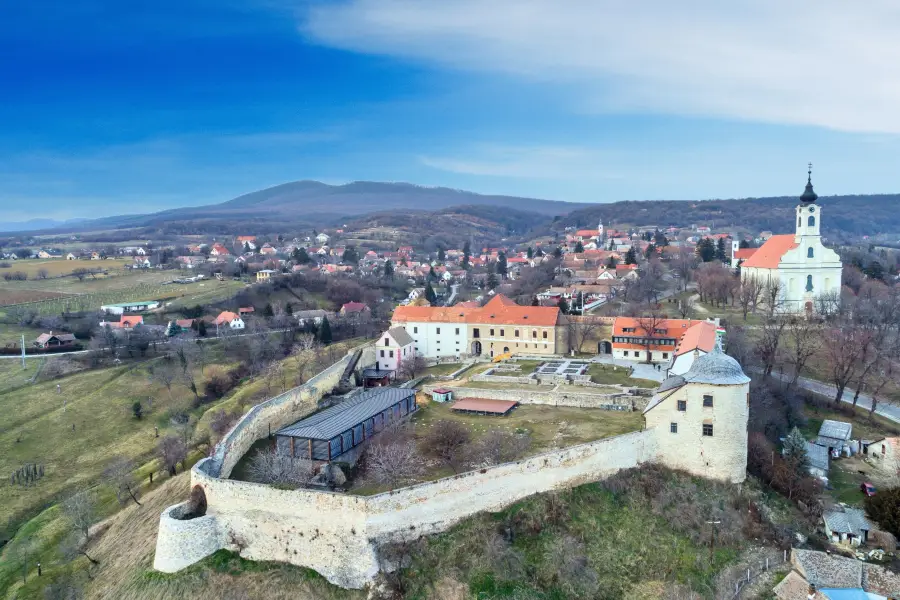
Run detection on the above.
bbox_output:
[153,502,224,573]
[159,430,659,589]
[424,384,646,410]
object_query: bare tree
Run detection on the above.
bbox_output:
[567,317,603,354]
[755,318,787,377]
[37,268,49,280]
[246,446,313,487]
[814,290,844,322]
[736,275,764,321]
[821,326,872,406]
[398,354,428,381]
[636,312,669,364]
[868,350,899,417]
[475,429,532,466]
[634,258,669,305]
[149,358,178,401]
[61,490,99,565]
[104,456,141,506]
[676,295,696,319]
[784,318,820,389]
[156,435,188,476]
[364,426,425,487]
[672,246,697,291]
[761,278,785,320]
[421,420,471,472]
[71,268,89,281]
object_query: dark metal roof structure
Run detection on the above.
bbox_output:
[277,387,415,440]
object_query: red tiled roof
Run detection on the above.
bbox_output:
[215,311,240,325]
[393,294,560,327]
[341,301,370,313]
[612,317,704,350]
[451,398,518,414]
[120,315,143,327]
[672,321,718,357]
[175,319,194,328]
[732,248,758,260]
[741,234,797,269]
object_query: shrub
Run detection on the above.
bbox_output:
[132,401,143,420]
[865,487,900,538]
[204,365,233,399]
[421,420,470,472]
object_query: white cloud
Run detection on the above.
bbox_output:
[420,144,622,180]
[302,0,900,133]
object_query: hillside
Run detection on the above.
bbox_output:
[565,193,900,239]
[32,465,791,600]
[1,182,577,236]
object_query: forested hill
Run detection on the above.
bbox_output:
[564,194,900,239]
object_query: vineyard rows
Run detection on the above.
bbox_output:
[4,283,176,318]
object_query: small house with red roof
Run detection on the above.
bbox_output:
[214,311,245,330]
[340,302,370,317]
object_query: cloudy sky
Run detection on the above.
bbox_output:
[2,0,899,223]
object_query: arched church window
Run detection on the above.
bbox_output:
[808,215,816,227]
[806,275,814,292]
[807,247,814,258]
[797,217,801,227]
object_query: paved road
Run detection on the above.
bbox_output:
[760,368,900,424]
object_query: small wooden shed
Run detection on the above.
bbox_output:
[431,388,453,403]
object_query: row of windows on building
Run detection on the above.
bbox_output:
[670,422,714,436]
[621,350,668,359]
[408,325,548,339]
[612,336,677,346]
[676,395,714,411]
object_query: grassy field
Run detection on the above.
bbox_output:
[161,279,247,311]
[0,258,132,279]
[423,362,464,377]
[0,289,72,307]
[588,364,660,388]
[0,349,231,536]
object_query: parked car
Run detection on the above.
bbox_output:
[860,482,877,497]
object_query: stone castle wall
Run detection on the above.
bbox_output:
[156,430,658,589]
[424,384,644,411]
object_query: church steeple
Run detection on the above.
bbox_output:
[800,162,818,204]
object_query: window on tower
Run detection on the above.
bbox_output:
[797,217,801,227]
[808,216,816,227]
[808,247,814,258]
[806,275,814,292]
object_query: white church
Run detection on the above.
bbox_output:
[739,167,842,314]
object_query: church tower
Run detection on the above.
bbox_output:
[795,163,820,241]
[598,218,604,243]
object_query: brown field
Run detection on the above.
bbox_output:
[0,258,132,279]
[0,288,71,306]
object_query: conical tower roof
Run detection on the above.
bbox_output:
[800,163,818,204]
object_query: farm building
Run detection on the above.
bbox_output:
[100,300,161,315]
[817,420,852,454]
[451,398,518,416]
[33,332,77,349]
[275,387,417,464]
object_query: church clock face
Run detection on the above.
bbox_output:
[808,206,815,212]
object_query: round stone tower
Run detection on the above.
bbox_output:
[643,347,750,483]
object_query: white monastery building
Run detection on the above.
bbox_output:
[374,327,415,373]
[739,167,842,313]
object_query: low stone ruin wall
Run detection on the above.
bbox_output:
[425,384,646,411]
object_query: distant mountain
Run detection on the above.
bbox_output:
[0,181,579,235]
[0,217,89,233]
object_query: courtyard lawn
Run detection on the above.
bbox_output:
[349,402,643,495]
[423,362,464,377]
[588,364,660,389]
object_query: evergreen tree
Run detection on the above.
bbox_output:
[531,296,540,306]
[197,320,207,337]
[606,256,617,269]
[715,238,727,262]
[526,246,534,259]
[739,239,751,249]
[557,297,569,315]
[165,321,179,337]
[624,247,638,265]
[497,252,508,277]
[553,246,563,259]
[463,240,471,255]
[608,239,615,251]
[424,282,437,304]
[697,238,717,262]
[782,427,810,475]
[318,316,333,344]
[867,260,885,281]
[654,231,669,247]
[293,247,310,264]
[645,243,657,259]
[263,303,274,317]
[437,248,446,262]
[342,246,360,265]
[535,246,544,257]
[243,241,251,253]
[428,265,437,281]
[384,260,394,279]
[574,241,584,253]
[285,303,293,315]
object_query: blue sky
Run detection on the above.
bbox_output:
[2,0,899,223]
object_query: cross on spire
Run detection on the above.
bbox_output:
[807,162,813,183]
